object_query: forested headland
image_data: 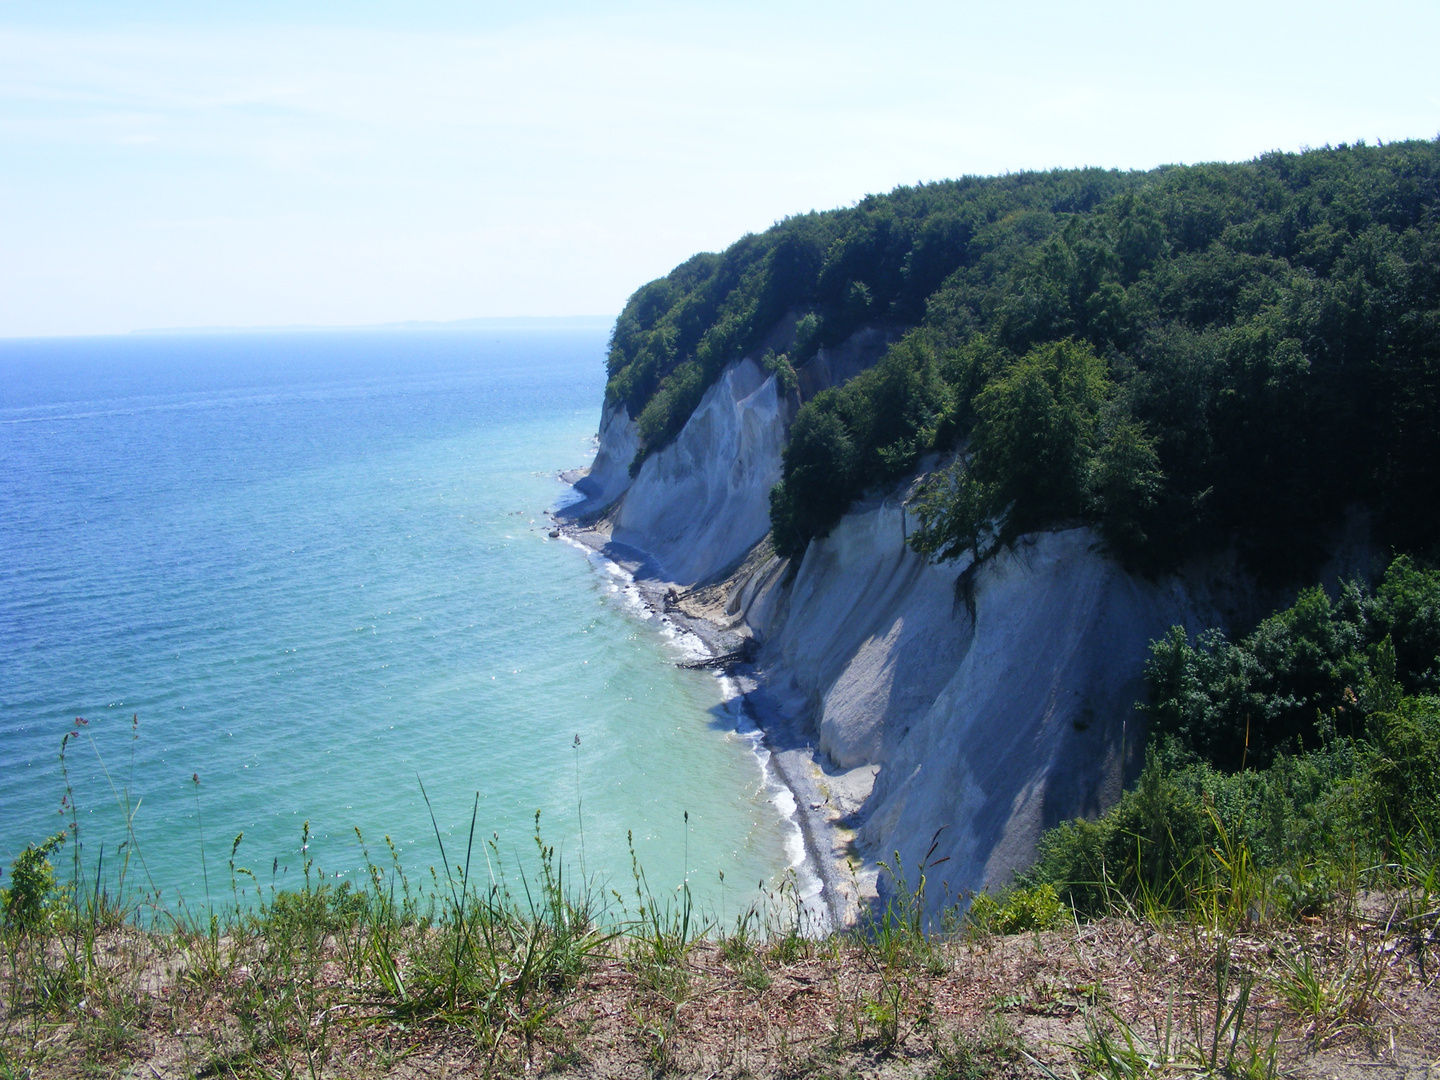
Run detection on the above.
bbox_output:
[607,140,1440,582]
[607,139,1440,933]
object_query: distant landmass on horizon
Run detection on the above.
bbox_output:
[127,314,617,337]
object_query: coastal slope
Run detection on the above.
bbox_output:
[566,144,1440,918]
[561,352,1215,920]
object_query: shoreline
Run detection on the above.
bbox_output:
[547,498,862,932]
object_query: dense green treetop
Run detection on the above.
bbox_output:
[606,167,1144,471]
[609,141,1440,579]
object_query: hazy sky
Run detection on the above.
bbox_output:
[2,1,1437,337]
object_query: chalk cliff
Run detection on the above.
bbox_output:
[610,358,785,586]
[563,325,898,584]
[562,349,1218,919]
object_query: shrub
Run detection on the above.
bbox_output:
[1020,740,1372,919]
[1145,559,1440,770]
[911,339,1124,564]
[966,883,1068,935]
[1369,695,1440,839]
[2,832,67,932]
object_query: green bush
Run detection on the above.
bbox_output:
[2,832,67,932]
[771,333,962,556]
[1145,559,1440,771]
[966,883,1068,935]
[1369,695,1440,839]
[1021,565,1440,922]
[909,339,1141,563]
[1020,739,1375,919]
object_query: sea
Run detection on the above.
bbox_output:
[0,325,798,923]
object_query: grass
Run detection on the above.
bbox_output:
[3,844,1437,1078]
[3,733,1439,1078]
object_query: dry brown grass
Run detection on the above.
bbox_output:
[3,906,1436,1079]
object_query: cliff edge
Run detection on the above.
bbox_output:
[559,352,1222,923]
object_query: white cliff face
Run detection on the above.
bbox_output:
[566,326,902,568]
[570,350,1219,919]
[850,530,1204,908]
[746,518,1214,915]
[611,358,786,586]
[568,401,640,512]
[750,497,971,772]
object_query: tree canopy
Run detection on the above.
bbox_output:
[610,140,1440,579]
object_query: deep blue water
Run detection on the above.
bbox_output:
[0,328,792,917]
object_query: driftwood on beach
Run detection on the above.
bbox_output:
[676,638,757,670]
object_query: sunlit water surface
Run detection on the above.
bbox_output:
[0,328,795,920]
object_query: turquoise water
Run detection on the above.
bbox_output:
[0,327,794,917]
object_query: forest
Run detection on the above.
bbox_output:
[605,140,1440,582]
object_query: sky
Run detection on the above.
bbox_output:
[1,1,1437,337]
